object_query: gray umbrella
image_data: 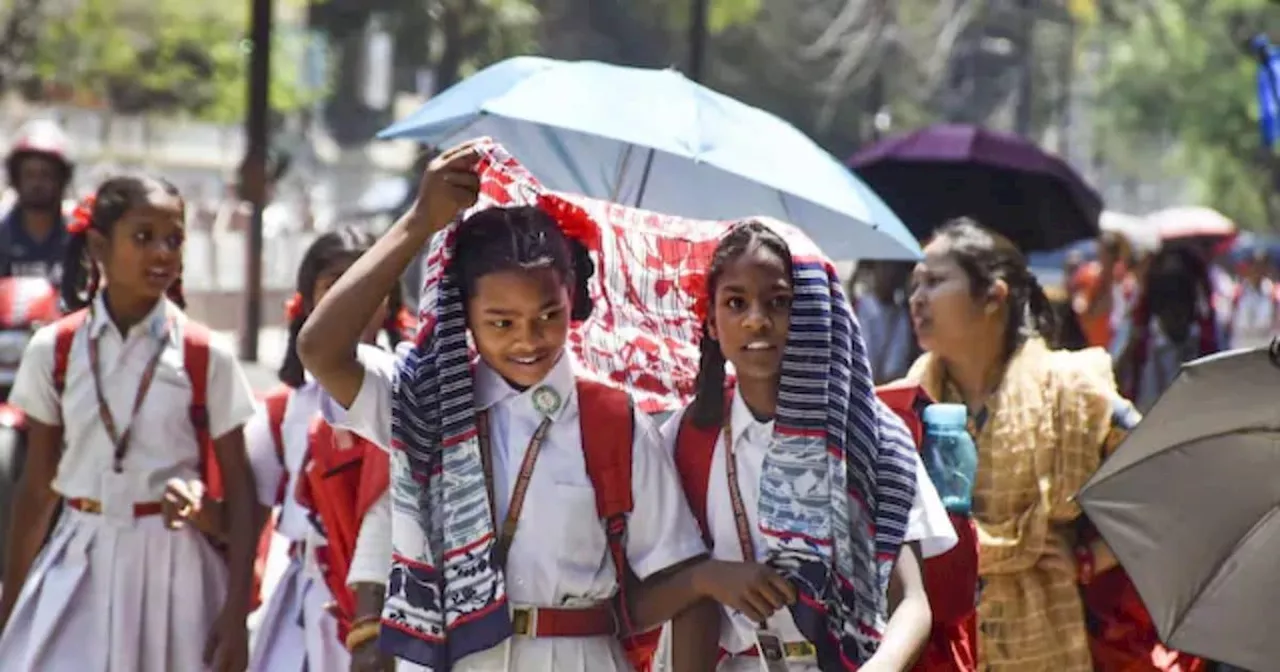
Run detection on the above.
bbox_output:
[1078,345,1280,672]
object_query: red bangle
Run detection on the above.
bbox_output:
[1075,545,1096,585]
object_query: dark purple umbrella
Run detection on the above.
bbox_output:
[848,124,1103,252]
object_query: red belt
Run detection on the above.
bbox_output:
[66,498,164,517]
[511,604,617,638]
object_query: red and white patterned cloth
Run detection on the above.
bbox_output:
[418,138,815,413]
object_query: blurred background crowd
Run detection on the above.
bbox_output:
[0,0,1277,337]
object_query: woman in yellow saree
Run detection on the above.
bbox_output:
[900,218,1199,671]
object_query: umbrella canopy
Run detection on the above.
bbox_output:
[377,56,920,261]
[848,124,1103,252]
[1146,206,1237,243]
[1078,346,1280,672]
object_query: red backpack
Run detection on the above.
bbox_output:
[671,384,979,672]
[294,419,390,640]
[572,379,662,672]
[250,385,292,609]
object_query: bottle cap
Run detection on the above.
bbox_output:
[922,402,968,427]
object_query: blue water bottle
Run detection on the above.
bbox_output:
[920,403,978,516]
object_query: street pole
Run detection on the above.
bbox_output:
[688,0,708,83]
[1013,0,1036,137]
[241,0,273,362]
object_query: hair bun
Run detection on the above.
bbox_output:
[569,239,595,321]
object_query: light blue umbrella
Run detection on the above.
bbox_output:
[378,56,920,260]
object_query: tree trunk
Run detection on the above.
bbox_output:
[0,0,45,95]
[1013,0,1037,136]
[434,7,464,91]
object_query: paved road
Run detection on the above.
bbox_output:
[219,327,290,393]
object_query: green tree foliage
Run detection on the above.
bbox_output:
[30,0,319,122]
[1091,0,1280,228]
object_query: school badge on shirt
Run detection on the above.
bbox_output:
[531,385,562,416]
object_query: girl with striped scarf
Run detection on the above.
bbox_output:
[663,221,954,671]
[295,140,794,671]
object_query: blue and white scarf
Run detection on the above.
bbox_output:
[380,142,917,670]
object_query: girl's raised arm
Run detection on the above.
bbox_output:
[298,142,481,408]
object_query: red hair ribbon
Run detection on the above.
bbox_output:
[677,267,710,325]
[392,307,416,341]
[537,193,601,250]
[284,292,304,322]
[67,194,96,235]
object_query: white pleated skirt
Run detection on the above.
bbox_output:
[0,508,228,672]
[248,553,349,672]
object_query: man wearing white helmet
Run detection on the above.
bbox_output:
[0,119,74,283]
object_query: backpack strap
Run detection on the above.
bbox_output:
[575,380,637,634]
[673,405,723,545]
[261,385,292,504]
[181,320,220,500]
[873,380,932,448]
[52,309,90,397]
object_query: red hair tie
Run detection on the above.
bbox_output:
[681,269,710,325]
[67,194,96,235]
[284,292,304,322]
[393,307,416,341]
[537,193,601,250]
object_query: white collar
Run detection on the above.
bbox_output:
[87,292,175,345]
[729,382,774,445]
[473,351,576,422]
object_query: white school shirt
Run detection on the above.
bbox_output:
[323,346,707,671]
[658,387,957,657]
[8,294,257,502]
[245,380,327,537]
[347,490,392,586]
[244,379,334,587]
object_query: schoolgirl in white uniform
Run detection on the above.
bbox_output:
[0,175,259,672]
[661,221,958,671]
[243,227,402,672]
[164,226,403,672]
[296,143,735,671]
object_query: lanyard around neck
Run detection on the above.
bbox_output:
[722,418,757,563]
[477,410,554,570]
[87,315,169,473]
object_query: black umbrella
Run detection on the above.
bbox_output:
[848,124,1103,252]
